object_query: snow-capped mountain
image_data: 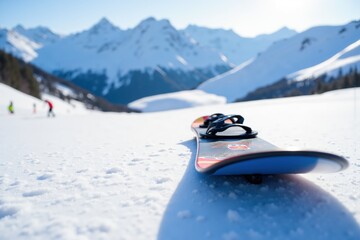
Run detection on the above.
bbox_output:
[182,25,297,65]
[12,25,61,46]
[0,28,40,62]
[288,39,360,81]
[198,21,360,102]
[0,25,61,62]
[32,17,231,104]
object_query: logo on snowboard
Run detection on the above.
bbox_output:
[227,144,250,151]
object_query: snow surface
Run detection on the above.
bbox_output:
[0,85,360,240]
[128,90,226,112]
[199,21,360,102]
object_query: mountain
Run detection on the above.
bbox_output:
[0,25,62,62]
[32,17,231,104]
[0,28,40,62]
[255,27,298,42]
[0,49,132,112]
[198,21,360,102]
[0,17,299,105]
[238,40,360,102]
[12,25,61,46]
[288,39,360,81]
[182,25,297,65]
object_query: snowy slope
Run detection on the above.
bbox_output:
[12,25,61,46]
[128,90,226,112]
[0,87,359,239]
[289,39,360,81]
[0,28,40,62]
[183,25,297,65]
[199,21,360,102]
[0,83,88,116]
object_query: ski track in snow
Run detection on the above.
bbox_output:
[0,88,359,239]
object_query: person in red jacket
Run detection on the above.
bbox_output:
[44,100,55,117]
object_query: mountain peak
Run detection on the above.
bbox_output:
[13,24,26,32]
[141,17,157,23]
[274,27,297,35]
[89,17,119,33]
[97,17,113,26]
[137,17,173,29]
[255,26,297,41]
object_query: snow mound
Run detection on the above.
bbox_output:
[128,90,226,112]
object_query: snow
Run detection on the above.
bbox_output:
[0,85,359,239]
[12,25,61,46]
[128,90,226,112]
[0,83,88,116]
[198,21,360,102]
[32,17,230,89]
[289,39,360,81]
[0,29,40,62]
[182,25,297,65]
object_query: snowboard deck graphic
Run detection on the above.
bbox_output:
[191,115,348,178]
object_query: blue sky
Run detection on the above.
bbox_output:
[0,0,359,37]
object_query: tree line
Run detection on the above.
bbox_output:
[0,50,40,98]
[238,67,360,102]
[312,68,360,94]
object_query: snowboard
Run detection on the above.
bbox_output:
[191,114,348,183]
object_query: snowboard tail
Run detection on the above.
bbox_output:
[192,115,348,176]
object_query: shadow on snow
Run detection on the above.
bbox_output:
[158,139,360,240]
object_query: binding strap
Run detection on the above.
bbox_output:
[200,113,244,128]
[200,115,257,139]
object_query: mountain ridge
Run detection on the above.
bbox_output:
[198,20,360,102]
[0,17,318,104]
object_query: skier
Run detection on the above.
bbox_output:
[33,103,37,114]
[8,101,14,114]
[44,100,55,117]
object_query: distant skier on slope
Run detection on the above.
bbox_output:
[33,103,37,114]
[8,101,14,114]
[44,100,55,117]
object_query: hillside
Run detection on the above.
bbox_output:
[0,50,40,98]
[198,21,360,102]
[0,50,132,112]
[238,40,360,102]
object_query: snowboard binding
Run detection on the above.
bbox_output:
[199,114,258,139]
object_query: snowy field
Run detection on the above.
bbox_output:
[0,85,359,239]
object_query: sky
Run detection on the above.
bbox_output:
[0,0,359,37]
